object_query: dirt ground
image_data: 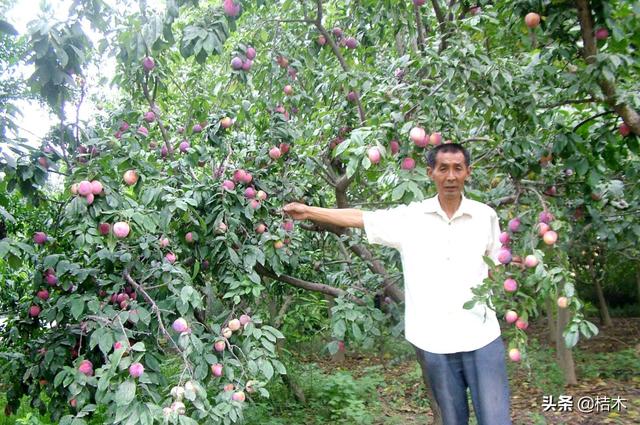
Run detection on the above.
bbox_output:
[308,317,640,425]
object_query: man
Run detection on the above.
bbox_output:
[283,143,512,425]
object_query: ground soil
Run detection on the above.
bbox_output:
[303,317,640,425]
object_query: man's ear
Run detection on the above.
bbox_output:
[427,166,433,178]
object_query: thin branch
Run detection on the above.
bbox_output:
[405,79,448,120]
[541,97,597,109]
[57,93,72,172]
[254,263,366,305]
[116,314,131,346]
[123,270,188,366]
[348,242,405,303]
[525,186,547,213]
[333,235,353,265]
[272,295,295,328]
[446,0,456,21]
[573,110,615,132]
[428,79,447,97]
[74,80,86,148]
[312,0,366,124]
[272,18,315,24]
[413,4,426,52]
[141,77,173,159]
[310,157,337,186]
[46,168,70,177]
[575,0,640,135]
[487,194,518,208]
[461,137,493,144]
[430,0,446,26]
[319,155,339,183]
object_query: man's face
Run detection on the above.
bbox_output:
[427,151,471,200]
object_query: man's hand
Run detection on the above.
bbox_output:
[283,202,310,220]
[283,203,364,228]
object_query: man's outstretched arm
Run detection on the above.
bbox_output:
[283,202,364,229]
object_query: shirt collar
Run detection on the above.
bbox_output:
[421,193,473,220]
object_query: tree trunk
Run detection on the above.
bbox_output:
[636,266,640,306]
[415,347,443,425]
[589,254,612,327]
[555,303,578,385]
[545,297,557,344]
[276,337,307,404]
[593,277,613,327]
[394,30,405,56]
[267,295,278,321]
[268,295,307,404]
[325,295,345,363]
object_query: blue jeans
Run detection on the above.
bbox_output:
[414,337,512,425]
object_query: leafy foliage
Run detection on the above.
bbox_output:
[0,0,638,423]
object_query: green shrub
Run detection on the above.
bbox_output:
[576,348,640,380]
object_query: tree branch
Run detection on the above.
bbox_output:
[487,194,518,208]
[272,295,295,328]
[573,110,615,132]
[461,137,493,145]
[348,243,405,303]
[575,0,640,135]
[541,97,597,109]
[430,0,446,26]
[272,18,315,24]
[313,0,366,124]
[123,270,187,363]
[141,76,174,159]
[299,221,346,235]
[335,175,352,208]
[254,263,366,305]
[413,4,426,52]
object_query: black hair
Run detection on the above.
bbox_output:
[426,143,471,168]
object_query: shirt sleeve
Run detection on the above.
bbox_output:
[362,204,410,250]
[485,209,502,264]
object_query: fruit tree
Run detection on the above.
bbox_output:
[0,0,638,423]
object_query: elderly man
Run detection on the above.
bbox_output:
[283,142,512,425]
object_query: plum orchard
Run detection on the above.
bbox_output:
[0,0,638,423]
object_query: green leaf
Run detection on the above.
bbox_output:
[115,380,136,406]
[0,206,16,223]
[333,319,346,339]
[258,359,274,380]
[563,329,579,348]
[98,330,114,356]
[130,342,145,352]
[326,340,339,355]
[392,183,407,201]
[54,369,68,387]
[352,323,363,340]
[228,247,240,265]
[260,339,275,353]
[272,359,286,375]
[179,416,199,425]
[462,300,477,310]
[584,320,599,337]
[0,241,9,259]
[262,326,285,339]
[70,298,84,320]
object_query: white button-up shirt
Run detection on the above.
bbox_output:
[363,194,502,354]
